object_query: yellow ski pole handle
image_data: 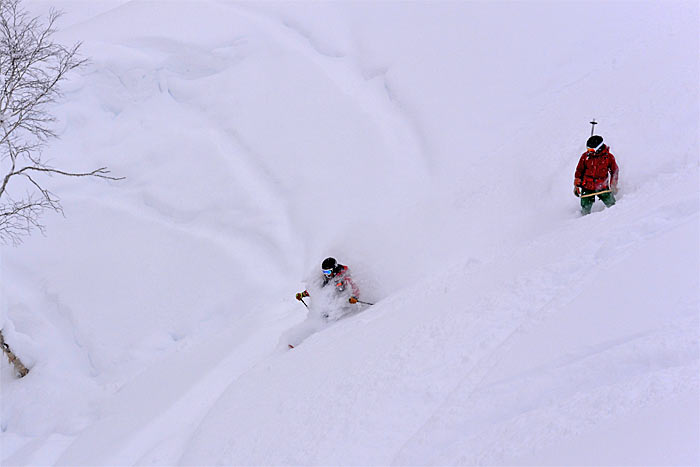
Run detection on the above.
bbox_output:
[580,189,611,198]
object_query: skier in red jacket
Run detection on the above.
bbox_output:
[574,135,619,215]
[295,257,360,305]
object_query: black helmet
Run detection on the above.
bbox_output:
[586,135,604,151]
[321,257,338,276]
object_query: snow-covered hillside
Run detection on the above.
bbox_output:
[1,1,698,465]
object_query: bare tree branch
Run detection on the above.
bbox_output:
[14,165,124,180]
[0,0,121,245]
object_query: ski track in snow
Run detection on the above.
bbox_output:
[147,5,432,461]
[90,36,298,274]
[224,2,430,173]
[5,4,430,464]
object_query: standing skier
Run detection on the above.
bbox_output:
[574,135,619,215]
[296,257,360,304]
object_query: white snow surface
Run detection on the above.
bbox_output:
[1,1,698,465]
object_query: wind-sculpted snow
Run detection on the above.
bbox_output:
[1,1,698,465]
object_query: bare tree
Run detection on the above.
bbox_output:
[0,0,122,245]
[1,330,28,377]
[0,0,123,377]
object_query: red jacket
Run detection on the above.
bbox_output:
[574,146,619,191]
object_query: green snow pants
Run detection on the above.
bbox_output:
[581,189,616,215]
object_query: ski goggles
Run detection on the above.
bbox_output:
[322,268,334,276]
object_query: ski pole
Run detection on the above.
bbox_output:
[590,119,597,136]
[299,298,309,309]
[580,189,611,198]
[356,299,374,306]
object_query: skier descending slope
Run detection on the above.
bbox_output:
[296,257,361,315]
[285,258,364,349]
[574,134,620,215]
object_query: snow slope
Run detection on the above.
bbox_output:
[1,1,698,465]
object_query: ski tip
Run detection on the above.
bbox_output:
[288,344,294,349]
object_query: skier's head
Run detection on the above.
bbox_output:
[586,135,605,153]
[322,257,338,277]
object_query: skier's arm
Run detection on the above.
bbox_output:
[609,154,619,191]
[346,276,360,299]
[574,154,586,187]
[573,155,586,196]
